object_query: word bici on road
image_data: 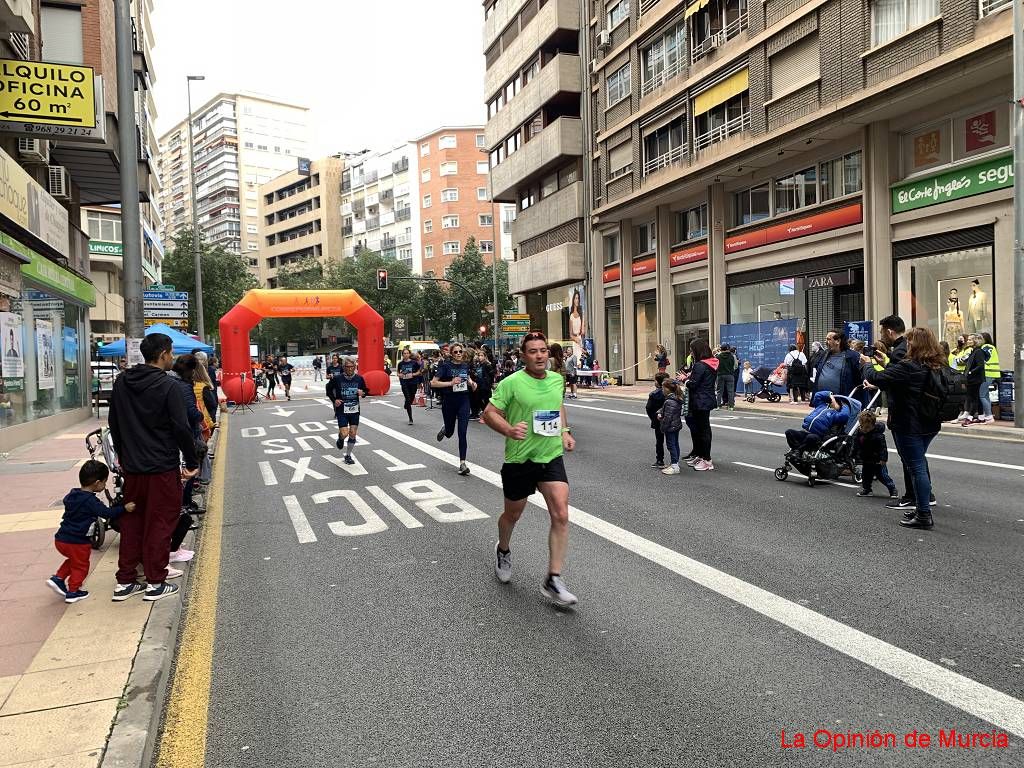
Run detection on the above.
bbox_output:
[239,422,488,543]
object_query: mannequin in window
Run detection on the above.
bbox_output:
[967,279,990,334]
[943,288,964,348]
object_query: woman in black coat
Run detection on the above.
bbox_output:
[683,339,719,471]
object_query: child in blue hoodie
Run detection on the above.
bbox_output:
[47,460,134,603]
[784,391,850,456]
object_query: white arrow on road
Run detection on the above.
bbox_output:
[271,405,295,417]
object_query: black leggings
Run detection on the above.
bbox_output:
[170,512,194,552]
[688,409,713,460]
[401,380,418,419]
[441,396,470,460]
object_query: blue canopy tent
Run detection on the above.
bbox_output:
[97,324,213,357]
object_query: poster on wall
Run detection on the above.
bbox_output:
[63,326,78,374]
[720,319,799,372]
[36,318,54,390]
[1,312,24,378]
[567,284,589,362]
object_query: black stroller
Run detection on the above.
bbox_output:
[774,387,881,487]
[745,366,783,403]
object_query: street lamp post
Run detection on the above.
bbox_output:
[186,75,206,340]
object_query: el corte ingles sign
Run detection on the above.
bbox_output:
[891,153,1012,213]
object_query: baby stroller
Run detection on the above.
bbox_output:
[774,387,881,487]
[745,365,783,403]
[85,428,124,549]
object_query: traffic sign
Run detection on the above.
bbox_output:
[144,290,188,301]
[143,300,189,311]
[144,308,188,319]
[145,318,188,328]
[502,313,530,320]
[0,59,97,128]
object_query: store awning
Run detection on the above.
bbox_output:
[685,0,711,19]
[693,68,749,116]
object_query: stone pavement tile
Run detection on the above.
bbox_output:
[2,752,101,768]
[3,578,62,601]
[16,562,66,581]
[0,600,64,645]
[0,699,117,765]
[26,625,143,674]
[0,658,133,715]
[0,677,16,710]
[0,551,38,568]
[0,643,41,678]
[54,594,150,640]
[0,530,54,556]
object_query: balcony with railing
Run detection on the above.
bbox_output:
[366,216,380,230]
[380,210,395,226]
[392,157,409,174]
[980,0,1011,16]
[342,224,353,236]
[643,144,689,176]
[395,207,412,222]
[691,12,748,63]
[693,111,750,152]
[382,235,396,250]
[642,54,686,98]
[396,232,412,246]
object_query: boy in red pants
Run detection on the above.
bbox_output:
[47,460,134,603]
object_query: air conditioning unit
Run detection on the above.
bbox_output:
[47,165,72,201]
[17,138,49,163]
[706,32,722,50]
[589,58,598,75]
[598,29,612,49]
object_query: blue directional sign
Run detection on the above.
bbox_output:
[144,290,189,301]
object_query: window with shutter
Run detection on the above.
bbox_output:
[608,143,632,178]
[40,6,84,65]
[769,34,820,99]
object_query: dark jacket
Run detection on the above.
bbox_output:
[801,390,851,437]
[813,349,863,395]
[55,488,126,545]
[716,351,736,377]
[687,358,719,412]
[109,365,199,473]
[660,395,683,433]
[856,423,890,465]
[645,387,666,429]
[200,384,218,424]
[887,336,907,365]
[963,347,988,385]
[168,371,203,438]
[863,359,942,436]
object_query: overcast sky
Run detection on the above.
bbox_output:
[151,1,487,153]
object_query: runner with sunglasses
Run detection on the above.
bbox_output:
[431,344,477,476]
[483,331,578,607]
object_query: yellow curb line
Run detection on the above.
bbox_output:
[154,414,228,767]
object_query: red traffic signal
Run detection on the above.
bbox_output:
[478,324,488,336]
[376,269,388,290]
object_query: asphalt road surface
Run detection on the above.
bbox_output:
[182,380,1023,767]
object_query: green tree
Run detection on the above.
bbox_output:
[444,236,516,339]
[323,247,421,335]
[160,230,258,341]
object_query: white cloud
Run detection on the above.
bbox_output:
[151,0,486,154]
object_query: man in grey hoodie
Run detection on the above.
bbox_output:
[108,334,199,602]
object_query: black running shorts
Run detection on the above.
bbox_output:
[500,456,568,501]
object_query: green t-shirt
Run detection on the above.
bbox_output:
[489,369,566,464]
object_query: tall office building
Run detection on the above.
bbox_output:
[258,156,345,288]
[581,0,1013,382]
[157,94,311,272]
[482,0,587,345]
[414,126,516,277]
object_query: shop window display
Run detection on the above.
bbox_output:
[895,246,993,345]
[674,279,709,363]
[728,278,804,324]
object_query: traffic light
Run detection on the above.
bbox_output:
[478,324,488,337]
[377,269,388,290]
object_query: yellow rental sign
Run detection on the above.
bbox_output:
[0,59,96,128]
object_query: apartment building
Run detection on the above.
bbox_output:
[585,0,1014,382]
[482,0,589,346]
[258,156,344,288]
[340,145,420,273]
[157,94,311,273]
[415,126,516,276]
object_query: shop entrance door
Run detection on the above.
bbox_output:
[635,297,658,380]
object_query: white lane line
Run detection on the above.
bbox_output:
[282,495,317,543]
[257,461,278,486]
[566,402,1024,471]
[358,414,1024,737]
[734,461,860,489]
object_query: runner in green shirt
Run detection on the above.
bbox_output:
[483,331,577,606]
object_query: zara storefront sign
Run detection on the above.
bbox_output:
[891,153,1012,214]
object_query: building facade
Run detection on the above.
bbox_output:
[483,0,590,347]
[340,145,421,272]
[414,126,516,276]
[157,93,311,274]
[258,156,344,288]
[580,0,1013,382]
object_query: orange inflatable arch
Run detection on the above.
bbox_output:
[219,289,389,403]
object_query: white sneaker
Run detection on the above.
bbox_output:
[693,459,715,471]
[661,464,680,475]
[541,574,578,607]
[982,415,995,423]
[685,456,700,467]
[169,549,194,563]
[494,543,512,583]
[165,566,184,579]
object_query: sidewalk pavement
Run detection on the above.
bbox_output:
[582,383,1023,440]
[0,416,187,768]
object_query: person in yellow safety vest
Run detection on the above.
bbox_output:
[869,343,888,372]
[948,335,968,372]
[979,332,1000,422]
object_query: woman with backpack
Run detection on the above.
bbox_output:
[784,345,809,402]
[863,327,945,530]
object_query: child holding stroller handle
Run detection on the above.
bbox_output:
[854,410,898,498]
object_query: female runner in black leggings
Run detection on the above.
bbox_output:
[396,348,422,425]
[430,344,476,476]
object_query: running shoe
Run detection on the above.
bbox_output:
[685,456,701,467]
[541,575,578,607]
[344,455,355,465]
[693,459,715,471]
[436,429,445,442]
[112,582,146,602]
[166,567,184,579]
[64,589,89,604]
[885,497,914,509]
[336,437,344,449]
[661,465,680,475]
[856,490,873,497]
[408,419,414,425]
[169,549,194,563]
[46,576,67,596]
[494,543,512,583]
[143,582,179,602]
[458,462,471,476]
[651,461,665,468]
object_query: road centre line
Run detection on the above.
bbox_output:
[357,415,1024,737]
[565,402,1024,472]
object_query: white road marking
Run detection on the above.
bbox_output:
[314,489,389,537]
[365,485,424,529]
[733,461,860,489]
[279,457,329,483]
[271,406,295,417]
[357,415,1024,737]
[322,453,368,476]
[371,400,401,409]
[283,495,317,543]
[566,402,1024,471]
[258,461,278,486]
[373,450,426,472]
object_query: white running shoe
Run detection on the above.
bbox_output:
[494,543,512,583]
[982,415,995,423]
[685,456,701,467]
[693,459,715,471]
[169,549,194,563]
[661,464,680,475]
[165,567,184,579]
[541,574,578,606]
